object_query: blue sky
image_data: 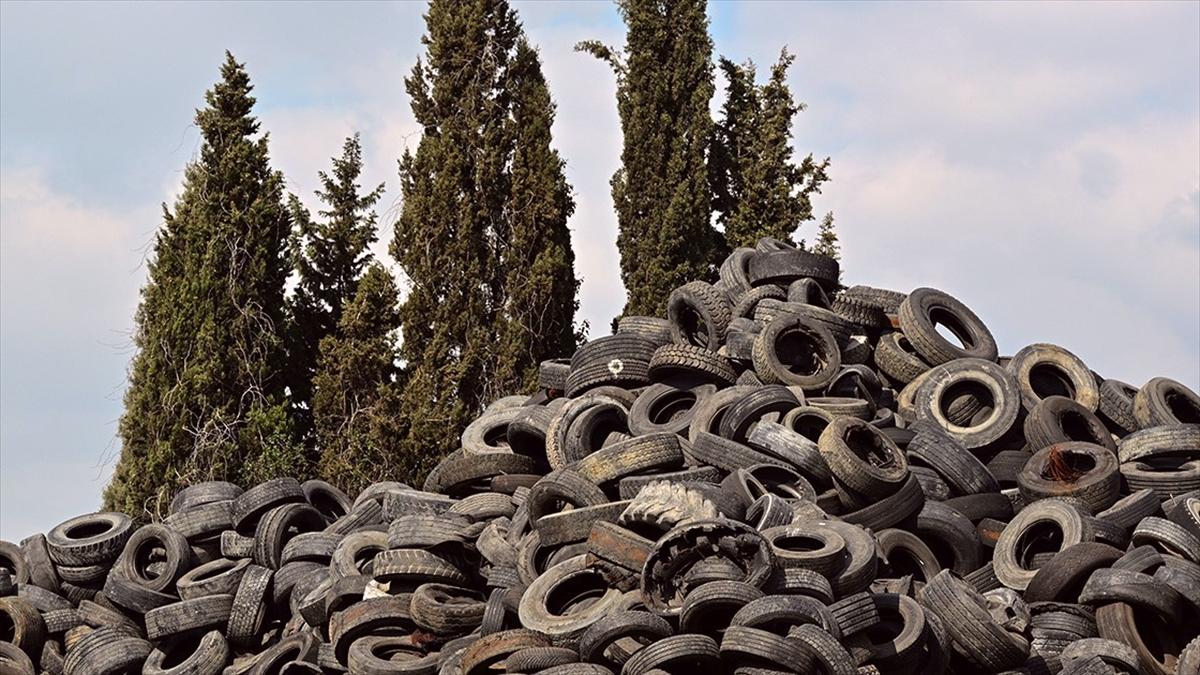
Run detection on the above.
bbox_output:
[1,1,1197,540]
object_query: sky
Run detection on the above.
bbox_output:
[1,1,1197,540]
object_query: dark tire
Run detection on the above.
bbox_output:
[1018,442,1120,514]
[144,594,233,641]
[731,285,786,320]
[918,570,1029,671]
[143,629,228,675]
[1024,542,1123,603]
[751,314,840,390]
[1024,395,1117,452]
[817,417,908,499]
[252,503,325,570]
[994,499,1094,591]
[747,249,839,291]
[572,433,684,486]
[914,358,1020,449]
[905,422,999,496]
[231,478,305,532]
[1134,377,1200,428]
[667,281,732,350]
[175,557,251,600]
[898,288,998,365]
[45,513,133,567]
[566,335,657,398]
[647,344,736,386]
[1008,343,1100,413]
[718,385,801,442]
[1098,378,1139,435]
[169,481,242,515]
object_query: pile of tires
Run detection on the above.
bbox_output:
[2,237,1199,675]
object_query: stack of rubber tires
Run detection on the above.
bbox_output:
[2,237,1199,675]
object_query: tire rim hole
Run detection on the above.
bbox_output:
[886,548,930,582]
[774,534,828,553]
[788,412,829,443]
[649,391,697,425]
[309,492,344,521]
[678,306,711,349]
[747,467,804,498]
[863,615,904,645]
[843,426,897,470]
[1015,521,1064,569]
[0,614,14,642]
[1165,389,1200,423]
[929,307,973,349]
[508,428,543,458]
[135,540,167,581]
[688,602,740,636]
[1059,410,1102,444]
[938,380,994,427]
[371,644,422,661]
[1029,363,1076,401]
[922,536,959,571]
[355,546,383,574]
[160,633,203,668]
[1041,448,1096,483]
[584,408,627,454]
[483,424,511,449]
[546,571,608,616]
[190,559,235,582]
[65,521,112,539]
[774,329,826,377]
[1131,603,1177,664]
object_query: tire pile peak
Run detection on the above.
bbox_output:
[3,238,1200,675]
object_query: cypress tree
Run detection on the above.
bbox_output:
[312,264,407,493]
[711,49,831,249]
[807,210,840,261]
[105,53,297,518]
[394,0,559,474]
[287,135,385,441]
[492,39,580,395]
[577,0,719,317]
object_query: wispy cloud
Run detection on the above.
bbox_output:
[1,0,1196,539]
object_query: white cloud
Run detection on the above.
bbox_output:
[0,168,147,539]
[2,1,1198,540]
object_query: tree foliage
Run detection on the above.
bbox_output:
[577,0,719,317]
[492,40,580,395]
[312,264,407,493]
[711,49,831,249]
[807,210,840,261]
[287,134,385,442]
[105,53,297,518]
[392,0,578,475]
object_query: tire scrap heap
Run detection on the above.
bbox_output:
[2,238,1200,675]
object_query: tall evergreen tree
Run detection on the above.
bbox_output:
[105,53,297,518]
[577,0,719,317]
[807,210,840,261]
[312,264,407,493]
[711,49,831,249]
[393,0,577,472]
[492,39,580,396]
[287,135,385,441]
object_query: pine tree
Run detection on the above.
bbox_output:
[287,135,385,442]
[492,39,580,396]
[105,53,297,518]
[711,49,831,249]
[807,210,840,261]
[393,0,579,475]
[312,264,407,493]
[577,0,719,317]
